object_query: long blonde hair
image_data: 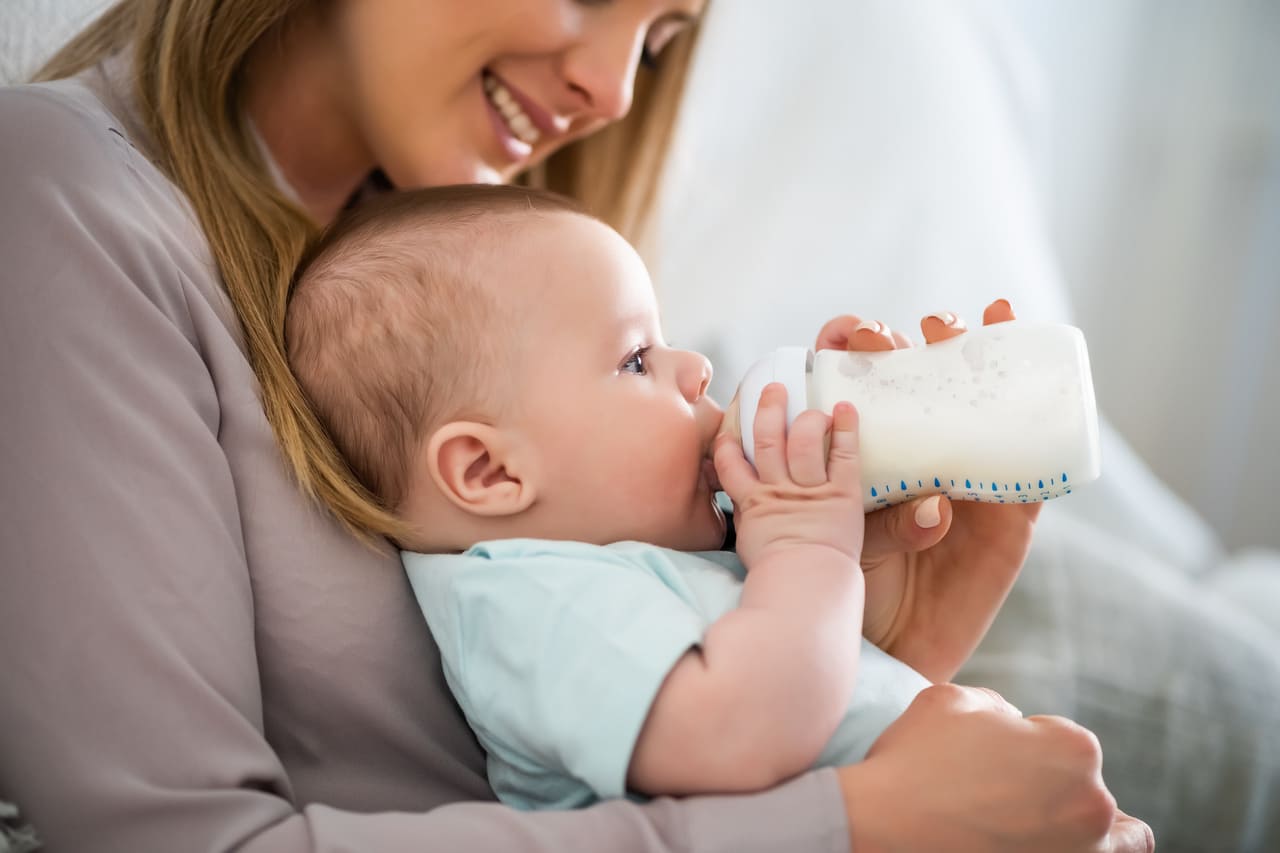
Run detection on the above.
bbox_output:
[35,0,701,544]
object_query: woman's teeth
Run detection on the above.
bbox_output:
[483,73,541,146]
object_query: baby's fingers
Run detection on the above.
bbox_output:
[751,383,790,484]
[713,431,759,501]
[787,409,832,487]
[826,402,863,487]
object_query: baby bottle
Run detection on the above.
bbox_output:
[727,321,1101,511]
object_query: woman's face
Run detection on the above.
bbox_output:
[328,0,704,187]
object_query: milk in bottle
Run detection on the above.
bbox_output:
[726,321,1101,511]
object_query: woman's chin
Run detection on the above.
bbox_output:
[382,156,505,190]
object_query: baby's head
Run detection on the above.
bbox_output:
[287,185,726,554]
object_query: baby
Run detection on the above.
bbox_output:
[286,185,929,811]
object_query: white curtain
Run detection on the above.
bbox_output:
[656,0,1279,552]
[1000,0,1280,550]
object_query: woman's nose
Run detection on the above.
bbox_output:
[559,23,643,121]
[677,350,713,403]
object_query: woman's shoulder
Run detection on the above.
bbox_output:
[1,73,187,218]
[0,76,226,333]
[0,76,135,173]
[0,73,194,228]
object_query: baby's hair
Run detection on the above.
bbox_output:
[287,185,590,512]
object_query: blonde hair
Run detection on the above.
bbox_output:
[287,185,587,513]
[34,1,701,544]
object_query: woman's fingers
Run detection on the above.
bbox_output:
[862,495,952,559]
[828,300,1017,351]
[786,408,832,487]
[815,314,863,351]
[969,686,1022,717]
[920,299,1018,344]
[982,297,1016,325]
[920,311,968,344]
[925,682,1022,718]
[1106,811,1157,853]
[816,315,910,353]
[850,320,897,352]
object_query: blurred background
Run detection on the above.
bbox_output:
[651,0,1280,554]
[1003,0,1280,553]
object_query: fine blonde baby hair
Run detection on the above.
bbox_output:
[287,185,589,525]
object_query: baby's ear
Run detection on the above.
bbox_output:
[424,422,535,517]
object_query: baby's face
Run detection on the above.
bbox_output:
[498,212,726,551]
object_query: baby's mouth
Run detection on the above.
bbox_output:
[702,456,722,493]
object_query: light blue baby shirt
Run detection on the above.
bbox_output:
[403,539,930,811]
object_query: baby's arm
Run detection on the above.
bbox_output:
[628,387,865,796]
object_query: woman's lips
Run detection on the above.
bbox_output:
[484,70,565,140]
[480,69,576,168]
[481,75,533,164]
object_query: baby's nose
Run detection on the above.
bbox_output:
[679,350,713,401]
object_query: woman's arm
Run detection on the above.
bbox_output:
[837,684,1155,853]
[0,83,850,853]
[629,399,865,795]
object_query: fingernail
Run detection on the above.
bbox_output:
[914,496,942,529]
[928,311,965,329]
[854,320,886,336]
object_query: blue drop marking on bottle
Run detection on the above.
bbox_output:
[965,479,971,488]
[951,479,956,487]
[1039,479,1044,489]
[918,479,923,487]
[900,480,908,491]
[1062,472,1069,482]
[991,482,998,492]
[1015,482,1021,491]
[871,486,878,497]
[934,477,941,487]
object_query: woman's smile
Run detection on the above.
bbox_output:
[482,69,569,167]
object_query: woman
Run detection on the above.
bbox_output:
[0,1,1153,850]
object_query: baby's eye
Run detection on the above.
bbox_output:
[620,347,650,375]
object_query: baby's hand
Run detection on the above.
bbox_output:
[713,383,865,570]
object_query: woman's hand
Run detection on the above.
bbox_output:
[838,684,1155,853]
[814,300,1038,682]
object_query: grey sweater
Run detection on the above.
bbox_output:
[0,68,848,853]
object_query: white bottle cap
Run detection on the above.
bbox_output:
[738,346,812,466]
